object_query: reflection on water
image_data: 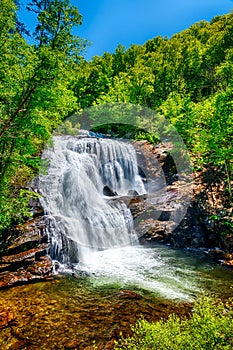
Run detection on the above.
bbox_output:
[0,245,232,349]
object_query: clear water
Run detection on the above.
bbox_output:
[0,245,232,349]
[60,243,233,302]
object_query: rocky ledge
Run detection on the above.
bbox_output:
[0,209,53,288]
[129,140,233,267]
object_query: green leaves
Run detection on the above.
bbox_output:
[115,296,233,350]
[0,0,85,230]
[71,11,233,206]
[0,5,233,230]
[27,0,84,60]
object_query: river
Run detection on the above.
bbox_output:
[0,243,232,349]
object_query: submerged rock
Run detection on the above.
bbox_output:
[0,309,15,329]
[116,290,143,300]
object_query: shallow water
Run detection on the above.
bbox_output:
[72,244,233,301]
[0,244,232,349]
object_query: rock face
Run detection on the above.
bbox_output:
[0,202,53,288]
[131,140,233,266]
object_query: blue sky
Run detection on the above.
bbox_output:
[19,0,233,60]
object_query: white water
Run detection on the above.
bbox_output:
[39,135,145,262]
[54,242,231,302]
[73,245,209,301]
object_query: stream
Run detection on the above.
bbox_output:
[0,247,232,349]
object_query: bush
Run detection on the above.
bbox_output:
[0,187,39,232]
[115,296,233,350]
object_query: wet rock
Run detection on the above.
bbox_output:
[0,217,48,256]
[207,249,226,261]
[1,244,49,264]
[0,214,53,288]
[29,197,44,218]
[221,233,233,257]
[132,140,232,260]
[0,256,53,288]
[136,219,165,240]
[222,259,233,268]
[108,193,147,213]
[207,250,233,268]
[103,186,118,197]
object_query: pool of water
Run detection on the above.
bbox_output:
[71,244,233,301]
[0,244,232,349]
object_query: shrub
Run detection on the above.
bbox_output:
[115,296,233,350]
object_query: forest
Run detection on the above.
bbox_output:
[0,0,232,232]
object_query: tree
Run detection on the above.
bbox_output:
[0,0,85,230]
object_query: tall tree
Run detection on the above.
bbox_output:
[0,0,85,230]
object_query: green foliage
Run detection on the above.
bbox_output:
[73,12,233,204]
[1,4,233,230]
[55,120,80,135]
[91,122,159,143]
[0,0,85,230]
[91,123,138,138]
[27,0,85,58]
[0,187,40,231]
[115,296,233,350]
[135,130,159,144]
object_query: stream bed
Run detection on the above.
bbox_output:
[0,244,232,349]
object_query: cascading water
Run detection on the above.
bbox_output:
[38,133,233,301]
[39,134,146,264]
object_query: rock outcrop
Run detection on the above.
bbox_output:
[103,185,118,197]
[130,140,233,266]
[0,201,53,288]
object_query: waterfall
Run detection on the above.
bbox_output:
[39,134,146,264]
